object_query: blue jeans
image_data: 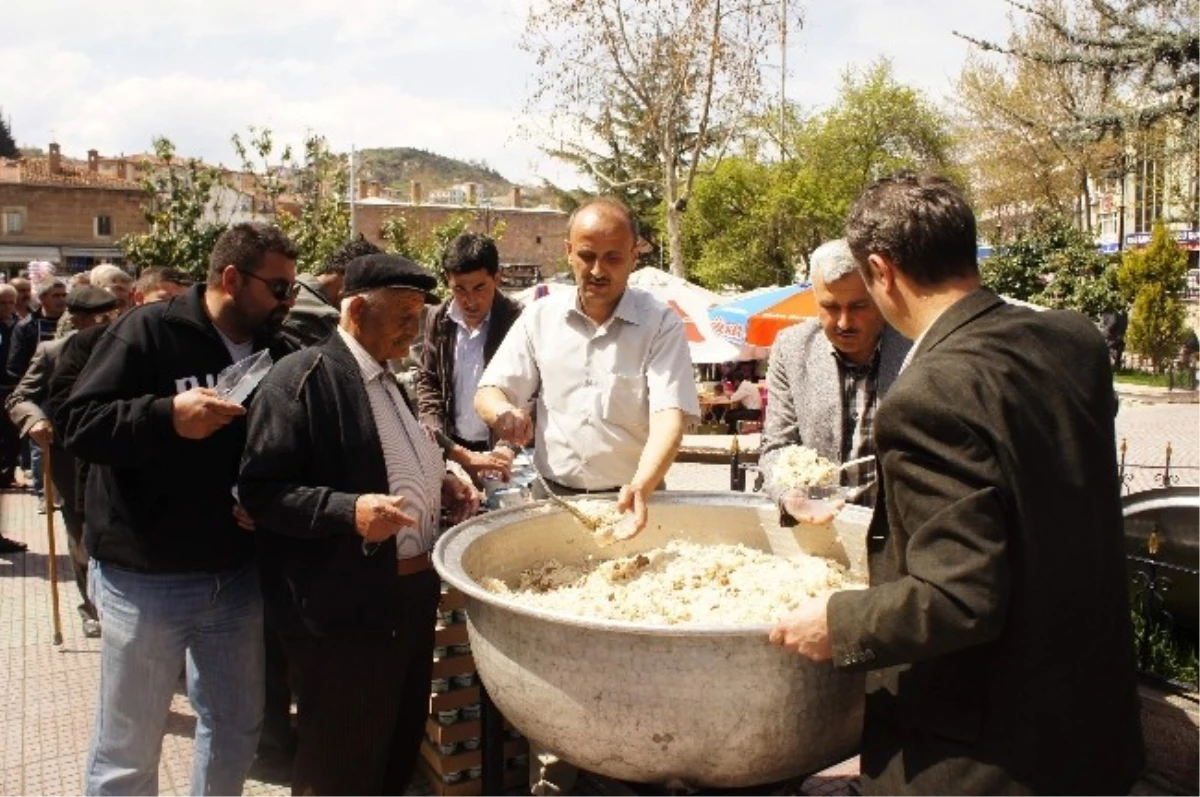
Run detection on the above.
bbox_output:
[85,561,265,796]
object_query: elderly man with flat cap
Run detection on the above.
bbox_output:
[6,286,118,626]
[239,253,479,796]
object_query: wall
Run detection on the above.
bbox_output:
[352,202,568,272]
[0,184,148,247]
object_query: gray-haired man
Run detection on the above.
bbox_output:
[759,239,910,523]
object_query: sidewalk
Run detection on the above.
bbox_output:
[0,484,857,796]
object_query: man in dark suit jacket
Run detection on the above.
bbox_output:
[417,232,522,454]
[771,172,1143,795]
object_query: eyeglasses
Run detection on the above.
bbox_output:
[236,269,300,302]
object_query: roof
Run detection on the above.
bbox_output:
[0,156,144,190]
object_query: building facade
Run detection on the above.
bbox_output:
[0,143,148,276]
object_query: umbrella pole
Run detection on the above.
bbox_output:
[43,446,63,646]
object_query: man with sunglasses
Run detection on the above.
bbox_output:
[60,222,301,796]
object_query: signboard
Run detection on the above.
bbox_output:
[1124,230,1200,250]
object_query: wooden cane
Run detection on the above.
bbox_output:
[43,445,63,646]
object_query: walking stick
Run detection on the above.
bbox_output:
[43,444,63,646]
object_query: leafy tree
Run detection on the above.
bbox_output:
[521,0,800,277]
[380,212,506,280]
[119,137,227,278]
[232,127,351,272]
[981,214,1123,315]
[682,60,957,290]
[955,0,1122,236]
[0,112,17,159]
[1118,221,1188,371]
[956,0,1198,141]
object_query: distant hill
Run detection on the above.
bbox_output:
[354,147,515,201]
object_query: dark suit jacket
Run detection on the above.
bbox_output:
[239,332,436,637]
[416,290,521,440]
[827,290,1143,795]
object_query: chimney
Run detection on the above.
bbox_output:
[370,180,381,199]
[358,179,369,200]
[48,142,61,174]
[116,158,128,180]
[411,180,422,205]
[467,183,478,206]
[510,186,522,208]
[87,149,99,172]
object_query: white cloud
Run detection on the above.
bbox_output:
[1,0,1022,189]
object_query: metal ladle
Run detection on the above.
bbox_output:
[519,447,603,531]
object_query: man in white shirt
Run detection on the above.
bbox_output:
[475,197,700,535]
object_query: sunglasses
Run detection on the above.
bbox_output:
[237,269,300,302]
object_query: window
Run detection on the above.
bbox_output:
[95,215,113,237]
[3,208,24,235]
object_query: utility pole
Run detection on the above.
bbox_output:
[779,0,787,161]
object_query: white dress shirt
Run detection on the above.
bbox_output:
[338,327,445,558]
[448,300,491,444]
[479,287,700,490]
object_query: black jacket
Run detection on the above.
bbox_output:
[59,285,296,573]
[7,310,59,384]
[416,290,521,438]
[239,332,432,637]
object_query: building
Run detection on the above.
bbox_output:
[0,143,148,276]
[351,183,568,274]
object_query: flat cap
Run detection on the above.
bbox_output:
[66,286,118,314]
[343,253,438,304]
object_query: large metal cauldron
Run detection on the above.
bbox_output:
[433,492,864,789]
[1122,486,1199,634]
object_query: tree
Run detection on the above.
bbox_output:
[380,212,506,275]
[521,0,801,277]
[232,127,351,272]
[682,60,957,290]
[956,0,1198,141]
[955,0,1122,236]
[980,213,1122,315]
[0,112,17,159]
[119,137,227,278]
[1118,221,1188,371]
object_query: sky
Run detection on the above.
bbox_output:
[0,0,1016,190]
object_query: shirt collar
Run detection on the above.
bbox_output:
[448,299,490,333]
[568,286,640,327]
[832,339,882,376]
[337,326,387,382]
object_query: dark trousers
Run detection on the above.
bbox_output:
[283,568,439,796]
[48,443,94,618]
[0,392,19,487]
[724,407,762,434]
[260,623,296,758]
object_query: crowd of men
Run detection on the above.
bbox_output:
[0,178,1145,796]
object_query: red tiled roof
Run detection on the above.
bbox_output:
[0,156,144,190]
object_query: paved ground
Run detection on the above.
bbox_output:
[1,400,1193,796]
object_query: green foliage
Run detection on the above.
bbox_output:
[380,212,505,292]
[232,127,351,273]
[1119,223,1189,372]
[0,112,17,159]
[682,60,957,290]
[981,215,1123,316]
[1130,588,1199,687]
[119,137,227,278]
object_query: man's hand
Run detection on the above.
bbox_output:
[615,482,651,538]
[781,488,843,526]
[457,448,513,485]
[769,593,834,661]
[172,388,246,440]
[232,503,255,531]
[28,419,53,450]
[441,472,480,526]
[494,406,533,447]
[354,494,418,543]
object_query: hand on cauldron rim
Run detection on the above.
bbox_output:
[769,593,833,661]
[616,483,649,538]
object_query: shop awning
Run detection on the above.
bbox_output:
[60,247,123,259]
[0,245,61,264]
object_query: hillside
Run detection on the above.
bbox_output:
[355,147,514,200]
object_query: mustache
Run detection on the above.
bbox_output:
[835,327,859,336]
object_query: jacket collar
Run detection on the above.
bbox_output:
[912,288,1004,360]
